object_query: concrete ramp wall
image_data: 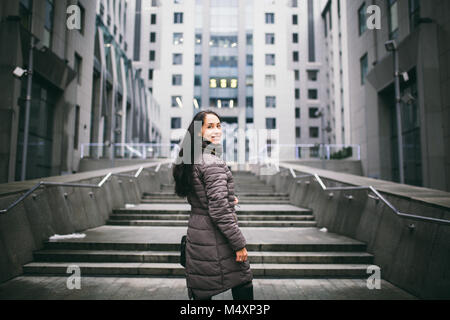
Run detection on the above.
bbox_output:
[0,162,172,284]
[252,163,450,299]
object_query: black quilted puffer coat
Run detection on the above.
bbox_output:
[185,152,253,300]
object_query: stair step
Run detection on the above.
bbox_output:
[113,209,312,216]
[23,262,375,277]
[43,242,367,252]
[106,220,318,227]
[33,250,373,264]
[142,192,289,199]
[140,199,292,204]
[110,214,315,221]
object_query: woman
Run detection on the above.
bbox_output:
[173,110,254,301]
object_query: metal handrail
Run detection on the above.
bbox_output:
[284,167,450,226]
[0,164,167,215]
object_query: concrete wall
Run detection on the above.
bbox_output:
[0,162,171,284]
[252,163,450,299]
[285,160,363,176]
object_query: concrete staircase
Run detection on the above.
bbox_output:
[23,172,376,278]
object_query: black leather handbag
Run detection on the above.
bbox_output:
[180,235,187,267]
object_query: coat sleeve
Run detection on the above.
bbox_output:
[201,161,246,252]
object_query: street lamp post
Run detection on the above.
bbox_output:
[385,40,405,184]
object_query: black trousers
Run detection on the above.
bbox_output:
[193,281,254,300]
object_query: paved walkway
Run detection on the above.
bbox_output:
[37,225,365,246]
[0,276,416,300]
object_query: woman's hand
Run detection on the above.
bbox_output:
[234,196,239,206]
[236,247,248,263]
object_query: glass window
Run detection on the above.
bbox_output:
[246,76,253,87]
[195,54,202,66]
[171,117,182,129]
[173,53,183,65]
[150,32,156,43]
[172,74,182,86]
[149,50,155,61]
[174,12,183,24]
[173,32,183,45]
[360,53,368,84]
[295,70,300,81]
[292,14,298,25]
[151,14,157,24]
[309,107,319,118]
[265,75,276,87]
[209,35,238,48]
[194,75,202,86]
[388,0,399,39]
[246,97,253,108]
[295,107,300,119]
[148,69,153,80]
[309,127,319,138]
[195,33,202,44]
[265,96,276,108]
[171,96,183,108]
[266,118,277,129]
[295,88,300,100]
[265,13,275,24]
[246,34,253,45]
[296,127,301,138]
[265,33,275,45]
[293,51,299,62]
[307,70,318,81]
[265,54,275,66]
[358,3,367,36]
[193,97,201,109]
[43,0,54,48]
[74,53,82,85]
[293,33,298,43]
[246,54,253,66]
[308,89,318,100]
[210,56,238,67]
[74,105,80,150]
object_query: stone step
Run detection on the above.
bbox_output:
[142,194,290,200]
[33,250,374,264]
[106,220,318,228]
[140,199,292,204]
[113,206,312,216]
[110,214,315,221]
[22,262,375,278]
[43,241,367,253]
[143,192,289,198]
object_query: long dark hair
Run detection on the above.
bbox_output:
[173,110,221,197]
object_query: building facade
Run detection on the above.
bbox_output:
[0,0,160,183]
[322,0,450,191]
[130,0,327,163]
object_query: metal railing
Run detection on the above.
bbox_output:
[259,144,361,162]
[0,163,169,215]
[80,143,179,160]
[273,166,450,226]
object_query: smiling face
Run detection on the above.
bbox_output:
[201,113,222,144]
